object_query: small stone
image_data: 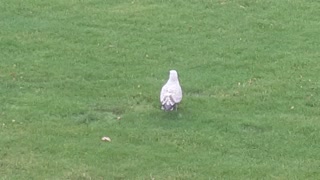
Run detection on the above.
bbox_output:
[101,136,111,142]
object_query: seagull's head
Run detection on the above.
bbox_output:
[169,70,179,81]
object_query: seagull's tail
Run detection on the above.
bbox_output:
[161,94,176,111]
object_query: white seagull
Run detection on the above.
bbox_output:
[160,70,182,111]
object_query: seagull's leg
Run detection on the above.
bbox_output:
[175,104,178,111]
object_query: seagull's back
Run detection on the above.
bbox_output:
[160,70,182,111]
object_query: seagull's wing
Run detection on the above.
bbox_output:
[160,83,168,102]
[171,83,182,103]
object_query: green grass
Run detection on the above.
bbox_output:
[1,0,320,179]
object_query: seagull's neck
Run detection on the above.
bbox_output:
[168,76,179,83]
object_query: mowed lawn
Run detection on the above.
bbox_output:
[1,0,320,179]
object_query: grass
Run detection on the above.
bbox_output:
[1,0,320,179]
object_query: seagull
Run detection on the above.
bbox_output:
[160,70,182,111]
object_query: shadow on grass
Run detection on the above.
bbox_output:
[148,106,185,122]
